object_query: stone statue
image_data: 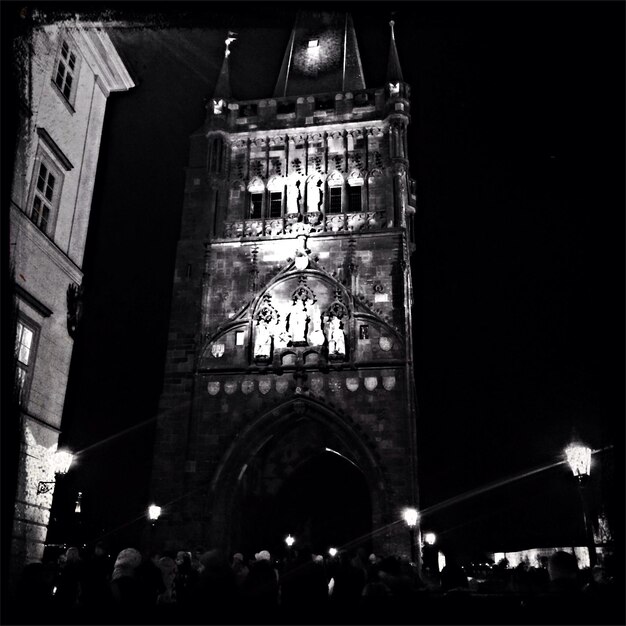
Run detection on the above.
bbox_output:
[326,315,345,357]
[307,179,324,212]
[307,302,325,346]
[287,179,302,214]
[254,321,273,360]
[288,299,309,344]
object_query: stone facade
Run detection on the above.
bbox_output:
[151,15,420,558]
[8,20,134,579]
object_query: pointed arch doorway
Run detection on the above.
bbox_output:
[274,450,372,554]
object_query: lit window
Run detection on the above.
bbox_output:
[348,185,362,212]
[235,331,245,346]
[269,192,282,218]
[15,320,36,402]
[308,39,319,48]
[30,159,61,235]
[249,193,263,219]
[328,187,342,214]
[53,39,79,104]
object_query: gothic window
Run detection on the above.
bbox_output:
[348,185,362,212]
[269,192,282,218]
[329,187,342,214]
[29,152,63,236]
[15,318,38,404]
[53,38,80,106]
[208,135,225,174]
[249,193,263,219]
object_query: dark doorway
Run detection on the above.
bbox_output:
[274,451,372,555]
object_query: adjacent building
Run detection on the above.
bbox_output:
[8,19,134,578]
[150,13,421,558]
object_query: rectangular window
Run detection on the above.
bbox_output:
[328,187,342,214]
[348,185,362,212]
[15,320,36,403]
[269,192,282,218]
[53,39,79,104]
[250,193,263,219]
[30,160,60,235]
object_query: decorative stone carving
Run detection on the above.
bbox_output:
[288,299,309,345]
[254,321,273,361]
[211,343,225,358]
[207,381,220,395]
[346,377,360,392]
[287,177,303,214]
[275,379,288,394]
[258,379,272,395]
[224,381,237,395]
[382,376,396,391]
[309,377,324,393]
[379,336,393,351]
[364,377,378,391]
[241,380,254,394]
[325,315,345,359]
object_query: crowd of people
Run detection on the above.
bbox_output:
[6,542,620,625]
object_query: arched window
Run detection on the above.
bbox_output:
[267,176,284,218]
[208,135,226,174]
[327,171,344,214]
[247,177,265,219]
[347,170,364,213]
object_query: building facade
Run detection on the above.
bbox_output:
[151,13,420,558]
[8,20,134,577]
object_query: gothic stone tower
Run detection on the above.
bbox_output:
[151,13,419,558]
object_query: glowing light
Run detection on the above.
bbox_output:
[285,534,295,547]
[565,444,591,477]
[74,491,82,514]
[308,39,319,48]
[402,507,419,528]
[148,504,162,521]
[328,547,338,557]
[52,450,73,475]
[423,532,436,545]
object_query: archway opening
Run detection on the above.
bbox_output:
[274,450,372,556]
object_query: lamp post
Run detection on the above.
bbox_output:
[402,507,419,563]
[565,442,596,568]
[328,547,338,558]
[422,531,437,574]
[147,504,161,552]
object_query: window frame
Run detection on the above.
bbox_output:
[27,147,64,238]
[348,184,363,213]
[328,186,343,214]
[51,35,81,108]
[14,315,40,407]
[249,192,263,219]
[268,191,283,218]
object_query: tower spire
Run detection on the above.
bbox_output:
[213,31,237,101]
[386,20,404,84]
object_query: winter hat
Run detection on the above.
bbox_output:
[114,547,142,570]
[255,550,271,561]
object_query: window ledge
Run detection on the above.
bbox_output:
[50,80,76,115]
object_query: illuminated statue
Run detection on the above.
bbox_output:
[254,321,273,360]
[307,179,324,212]
[288,299,309,344]
[274,317,291,349]
[307,302,325,346]
[326,315,345,357]
[287,179,303,214]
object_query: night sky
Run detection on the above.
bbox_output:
[7,1,623,559]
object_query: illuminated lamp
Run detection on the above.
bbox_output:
[37,449,74,494]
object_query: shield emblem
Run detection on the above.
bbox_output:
[364,376,378,391]
[310,377,324,393]
[224,381,237,395]
[207,381,220,396]
[241,380,254,395]
[328,379,341,393]
[382,376,396,391]
[276,379,289,394]
[346,377,359,392]
[259,379,272,395]
[379,337,393,352]
[211,343,225,358]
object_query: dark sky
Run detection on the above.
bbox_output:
[9,1,623,557]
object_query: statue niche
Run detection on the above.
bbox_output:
[253,295,279,363]
[287,277,317,347]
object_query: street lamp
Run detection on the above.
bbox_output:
[402,507,419,563]
[423,532,436,546]
[148,504,162,525]
[565,442,596,567]
[37,449,74,494]
[285,534,295,548]
[328,547,338,558]
[422,531,437,574]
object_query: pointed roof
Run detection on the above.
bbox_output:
[273,12,366,98]
[386,20,404,84]
[213,31,237,100]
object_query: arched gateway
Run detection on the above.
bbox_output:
[150,12,420,560]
